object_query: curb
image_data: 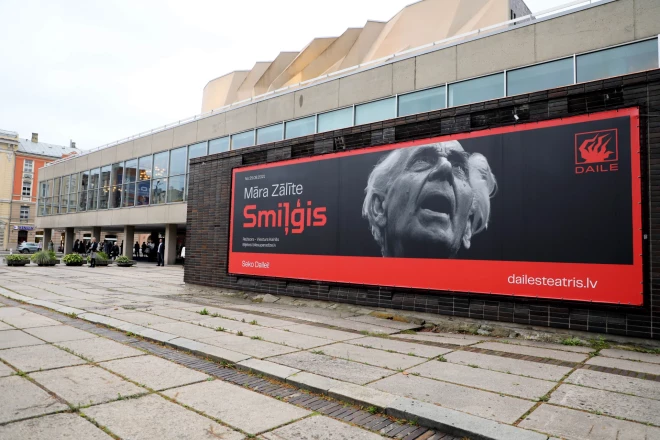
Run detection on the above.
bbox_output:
[0,290,550,440]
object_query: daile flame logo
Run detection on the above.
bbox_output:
[578,133,614,163]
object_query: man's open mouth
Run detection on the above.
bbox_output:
[419,192,453,217]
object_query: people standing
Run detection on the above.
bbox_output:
[111,243,119,260]
[134,241,140,259]
[37,241,43,251]
[141,242,147,258]
[120,240,124,256]
[89,238,98,268]
[48,241,54,252]
[73,239,80,254]
[157,238,164,267]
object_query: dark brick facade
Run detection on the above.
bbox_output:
[186,69,660,340]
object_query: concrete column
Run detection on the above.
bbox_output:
[64,228,74,255]
[164,224,177,266]
[92,227,101,243]
[43,228,52,248]
[123,225,135,258]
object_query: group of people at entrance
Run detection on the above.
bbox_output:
[131,240,165,265]
[72,239,122,260]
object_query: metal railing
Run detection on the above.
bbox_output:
[45,0,606,168]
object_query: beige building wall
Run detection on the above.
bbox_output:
[36,0,660,233]
[0,133,18,250]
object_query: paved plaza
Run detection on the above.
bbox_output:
[0,264,659,439]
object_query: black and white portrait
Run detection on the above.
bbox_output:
[362,140,497,259]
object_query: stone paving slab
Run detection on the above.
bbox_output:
[151,321,224,340]
[390,333,484,346]
[31,365,146,406]
[0,308,63,329]
[84,393,243,440]
[327,382,397,409]
[0,361,14,377]
[278,324,364,341]
[444,350,571,381]
[600,348,660,364]
[317,319,398,335]
[550,383,660,425]
[369,373,535,424]
[566,368,660,400]
[587,355,660,375]
[0,413,113,440]
[286,371,344,394]
[260,414,384,440]
[200,333,300,358]
[56,337,145,362]
[0,329,46,349]
[183,305,249,319]
[345,314,420,331]
[148,308,216,322]
[237,358,300,380]
[24,325,98,343]
[0,344,87,372]
[100,355,209,391]
[502,338,594,353]
[168,337,251,364]
[0,375,69,423]
[348,336,453,358]
[319,342,428,370]
[271,351,393,385]
[189,316,257,334]
[474,341,588,363]
[520,404,660,440]
[0,321,13,331]
[223,312,297,328]
[110,311,178,326]
[242,327,331,349]
[409,359,556,400]
[163,380,311,434]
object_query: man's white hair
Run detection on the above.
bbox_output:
[361,141,497,255]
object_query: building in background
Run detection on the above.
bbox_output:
[0,132,80,250]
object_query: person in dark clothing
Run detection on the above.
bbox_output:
[141,242,147,258]
[120,241,124,256]
[111,244,119,260]
[74,239,80,254]
[104,241,112,256]
[134,242,140,259]
[157,238,165,266]
[89,238,98,268]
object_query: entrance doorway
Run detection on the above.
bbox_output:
[17,230,27,245]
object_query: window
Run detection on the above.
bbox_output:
[285,117,315,139]
[53,177,61,198]
[79,171,89,191]
[20,206,29,220]
[188,142,207,173]
[507,58,574,96]
[100,165,111,188]
[153,151,168,178]
[577,39,659,83]
[208,137,229,155]
[61,175,70,214]
[23,160,33,172]
[398,87,446,117]
[88,168,99,211]
[99,165,111,209]
[22,182,31,197]
[317,107,353,132]
[151,178,167,205]
[448,73,504,107]
[355,98,396,125]
[231,130,255,149]
[110,185,122,208]
[256,124,283,144]
[111,162,124,186]
[136,181,150,206]
[124,159,137,183]
[138,156,152,181]
[122,183,135,207]
[89,168,100,189]
[169,147,187,177]
[68,191,77,213]
[167,175,185,203]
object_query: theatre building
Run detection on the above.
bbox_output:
[37,0,660,339]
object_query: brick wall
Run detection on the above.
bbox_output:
[186,69,660,339]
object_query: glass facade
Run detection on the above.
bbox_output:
[577,39,659,83]
[285,117,315,139]
[232,130,255,149]
[257,124,283,144]
[398,87,446,116]
[355,98,396,125]
[208,137,229,155]
[449,73,504,107]
[507,58,574,96]
[37,37,660,216]
[317,107,353,132]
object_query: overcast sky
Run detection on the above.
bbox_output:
[0,0,568,150]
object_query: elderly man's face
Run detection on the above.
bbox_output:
[383,143,473,258]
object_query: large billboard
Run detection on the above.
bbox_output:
[229,108,643,305]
